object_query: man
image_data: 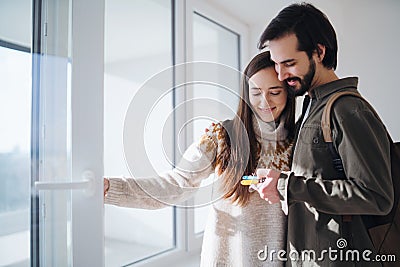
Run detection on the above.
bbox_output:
[254,3,393,266]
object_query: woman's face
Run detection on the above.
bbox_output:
[248,67,287,123]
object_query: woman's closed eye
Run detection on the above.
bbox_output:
[250,88,262,96]
[269,89,283,96]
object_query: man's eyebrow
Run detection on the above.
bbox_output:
[278,58,295,64]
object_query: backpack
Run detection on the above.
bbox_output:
[321,91,400,262]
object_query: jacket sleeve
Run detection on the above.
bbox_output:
[104,123,222,209]
[278,101,393,216]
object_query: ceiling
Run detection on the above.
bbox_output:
[204,0,295,26]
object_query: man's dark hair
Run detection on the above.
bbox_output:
[258,2,338,70]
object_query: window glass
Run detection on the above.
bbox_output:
[0,42,31,267]
[104,0,174,266]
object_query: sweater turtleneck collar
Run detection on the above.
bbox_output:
[252,113,288,142]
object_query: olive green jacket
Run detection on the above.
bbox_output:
[278,77,393,266]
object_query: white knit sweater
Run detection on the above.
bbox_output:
[105,115,293,267]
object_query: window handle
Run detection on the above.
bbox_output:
[35,170,95,196]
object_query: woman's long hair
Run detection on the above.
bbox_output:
[217,51,295,206]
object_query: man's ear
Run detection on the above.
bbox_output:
[315,44,326,62]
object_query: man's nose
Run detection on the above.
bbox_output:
[275,64,289,81]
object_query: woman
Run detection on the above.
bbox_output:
[104,51,295,266]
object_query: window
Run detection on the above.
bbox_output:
[104,0,175,266]
[0,1,248,266]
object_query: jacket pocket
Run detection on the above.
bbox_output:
[299,124,327,149]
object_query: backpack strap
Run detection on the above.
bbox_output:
[321,91,365,242]
[321,91,363,178]
[321,91,363,142]
[322,91,388,142]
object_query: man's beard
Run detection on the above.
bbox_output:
[286,58,316,97]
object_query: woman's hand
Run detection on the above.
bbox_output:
[104,178,110,197]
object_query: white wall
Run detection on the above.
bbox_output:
[248,0,400,141]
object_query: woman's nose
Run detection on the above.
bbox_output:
[261,93,271,106]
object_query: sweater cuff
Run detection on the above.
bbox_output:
[104,177,126,206]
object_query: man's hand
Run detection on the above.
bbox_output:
[252,168,281,204]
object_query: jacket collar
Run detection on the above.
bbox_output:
[311,77,359,101]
